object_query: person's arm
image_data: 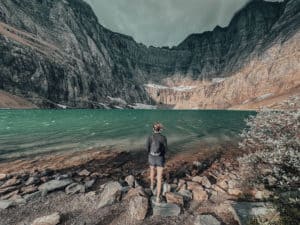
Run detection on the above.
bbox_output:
[163,136,168,155]
[146,136,151,153]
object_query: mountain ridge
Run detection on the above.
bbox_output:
[0,0,299,109]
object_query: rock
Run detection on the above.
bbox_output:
[192,187,208,202]
[170,183,178,191]
[65,183,85,195]
[151,197,181,217]
[178,189,193,200]
[40,176,50,183]
[84,179,95,189]
[124,186,146,200]
[228,188,243,196]
[97,181,122,208]
[211,184,226,194]
[25,176,40,186]
[162,183,171,196]
[0,186,18,195]
[128,195,148,220]
[252,189,273,200]
[21,185,38,195]
[1,177,20,188]
[125,175,135,187]
[40,169,54,177]
[217,179,228,190]
[55,174,70,180]
[78,169,91,177]
[192,176,211,188]
[187,181,201,191]
[0,190,19,200]
[12,195,26,205]
[227,180,239,189]
[90,172,100,178]
[134,180,141,187]
[23,191,42,202]
[200,176,211,189]
[0,174,6,181]
[192,176,203,183]
[194,214,221,225]
[231,202,279,225]
[165,192,184,206]
[31,212,60,225]
[38,179,72,193]
[265,175,277,186]
[0,200,14,209]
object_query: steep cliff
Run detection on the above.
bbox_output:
[0,0,299,109]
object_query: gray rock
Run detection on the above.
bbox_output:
[84,179,95,189]
[0,200,14,209]
[65,183,85,195]
[194,214,221,225]
[78,169,91,176]
[97,181,122,208]
[38,179,72,193]
[231,202,279,225]
[125,175,135,188]
[151,197,181,217]
[25,176,40,186]
[23,191,42,202]
[31,212,60,225]
[162,183,171,196]
[178,189,193,200]
[128,195,148,220]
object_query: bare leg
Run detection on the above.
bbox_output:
[156,166,163,203]
[150,166,155,191]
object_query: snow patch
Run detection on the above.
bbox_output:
[130,103,157,109]
[145,83,195,92]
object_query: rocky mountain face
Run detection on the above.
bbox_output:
[0,0,299,109]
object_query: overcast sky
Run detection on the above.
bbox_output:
[84,0,257,47]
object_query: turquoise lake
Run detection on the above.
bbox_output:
[0,110,255,161]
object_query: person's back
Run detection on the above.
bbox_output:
[147,132,167,157]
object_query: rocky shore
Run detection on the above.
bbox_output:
[0,145,286,225]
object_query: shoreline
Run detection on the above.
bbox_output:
[0,141,286,225]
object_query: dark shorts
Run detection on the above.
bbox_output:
[148,154,165,167]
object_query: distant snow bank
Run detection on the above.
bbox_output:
[130,103,157,109]
[145,83,195,91]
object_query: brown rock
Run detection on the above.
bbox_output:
[192,187,208,202]
[200,176,211,188]
[187,181,202,191]
[21,185,38,195]
[217,179,228,190]
[128,195,148,220]
[124,186,146,200]
[228,188,243,196]
[78,169,91,176]
[165,192,184,206]
[192,176,203,183]
[0,185,18,195]
[40,176,50,183]
[1,177,20,188]
[0,174,6,181]
[0,190,19,200]
[211,184,227,194]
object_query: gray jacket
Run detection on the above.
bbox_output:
[146,133,168,156]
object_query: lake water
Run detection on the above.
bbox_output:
[0,110,255,161]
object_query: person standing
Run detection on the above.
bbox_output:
[146,122,168,203]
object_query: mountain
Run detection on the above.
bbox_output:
[0,0,299,109]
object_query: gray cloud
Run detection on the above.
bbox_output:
[85,0,252,47]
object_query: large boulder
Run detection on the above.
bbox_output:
[31,212,60,225]
[151,197,181,217]
[38,179,72,193]
[128,195,148,220]
[231,202,279,225]
[194,214,221,225]
[97,181,122,208]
